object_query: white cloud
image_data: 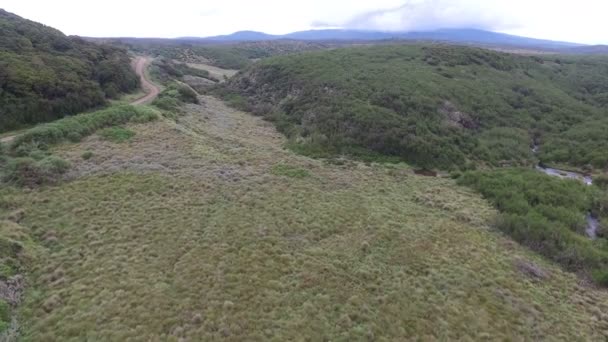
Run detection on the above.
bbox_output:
[1,0,607,44]
[337,0,520,32]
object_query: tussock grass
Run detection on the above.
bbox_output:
[271,163,310,178]
[2,96,608,340]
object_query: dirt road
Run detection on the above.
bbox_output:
[131,57,161,105]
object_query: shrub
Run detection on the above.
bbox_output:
[175,84,199,104]
[0,299,9,333]
[2,156,70,187]
[592,269,608,287]
[98,127,135,143]
[0,299,9,322]
[153,83,199,115]
[595,174,608,190]
[81,151,94,160]
[271,164,310,178]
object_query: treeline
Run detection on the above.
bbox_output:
[219,44,608,170]
[107,39,328,70]
[457,169,608,285]
[0,9,139,132]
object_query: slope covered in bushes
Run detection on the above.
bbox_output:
[457,169,608,285]
[0,9,139,132]
[220,45,608,170]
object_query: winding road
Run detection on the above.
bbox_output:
[131,56,161,105]
[1,57,159,144]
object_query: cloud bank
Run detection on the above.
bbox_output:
[318,0,519,32]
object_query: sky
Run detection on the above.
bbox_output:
[2,0,607,44]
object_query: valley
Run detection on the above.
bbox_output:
[1,7,608,341]
[3,89,608,340]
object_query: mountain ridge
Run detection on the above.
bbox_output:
[183,28,585,49]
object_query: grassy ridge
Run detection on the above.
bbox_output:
[220,44,608,170]
[9,105,158,153]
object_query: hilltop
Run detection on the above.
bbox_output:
[0,9,139,132]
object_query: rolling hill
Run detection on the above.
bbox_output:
[219,44,608,170]
[0,9,139,132]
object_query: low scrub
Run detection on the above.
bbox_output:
[0,299,9,333]
[457,169,608,285]
[271,163,310,178]
[98,127,135,143]
[9,105,158,154]
[2,156,70,187]
[153,83,199,114]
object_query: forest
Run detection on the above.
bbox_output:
[0,9,139,132]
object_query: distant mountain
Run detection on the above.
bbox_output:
[565,45,608,54]
[198,28,584,50]
[186,30,278,42]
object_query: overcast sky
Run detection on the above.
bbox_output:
[3,0,607,44]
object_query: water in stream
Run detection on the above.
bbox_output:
[586,214,600,239]
[533,145,599,238]
[535,166,593,186]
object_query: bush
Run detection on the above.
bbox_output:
[81,151,93,160]
[271,164,310,178]
[595,174,608,190]
[0,299,9,333]
[592,270,608,287]
[2,156,70,187]
[152,83,199,115]
[98,127,135,143]
[176,84,199,104]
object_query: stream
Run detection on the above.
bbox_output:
[533,146,600,239]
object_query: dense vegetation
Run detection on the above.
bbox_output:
[0,9,139,132]
[152,83,199,114]
[457,169,608,285]
[220,45,608,170]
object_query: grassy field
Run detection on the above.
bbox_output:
[2,97,608,340]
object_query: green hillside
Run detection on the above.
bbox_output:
[220,45,608,170]
[0,9,139,132]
